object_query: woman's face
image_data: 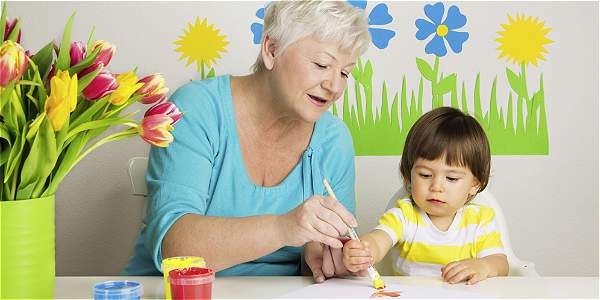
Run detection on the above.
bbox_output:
[269,36,357,123]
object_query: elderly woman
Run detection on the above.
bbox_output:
[124,1,370,282]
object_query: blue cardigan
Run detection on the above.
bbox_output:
[123,75,356,276]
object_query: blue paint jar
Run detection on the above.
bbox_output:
[93,280,142,300]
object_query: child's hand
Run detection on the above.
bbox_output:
[441,258,492,285]
[342,239,374,274]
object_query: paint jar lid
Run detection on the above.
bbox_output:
[93,280,142,299]
[169,267,215,285]
[161,256,206,271]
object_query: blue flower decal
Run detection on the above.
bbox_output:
[347,1,366,9]
[415,2,469,57]
[250,1,396,50]
[348,1,396,49]
[250,5,266,44]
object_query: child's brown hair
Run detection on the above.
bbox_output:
[400,107,491,194]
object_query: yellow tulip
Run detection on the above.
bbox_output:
[108,71,144,106]
[44,70,78,131]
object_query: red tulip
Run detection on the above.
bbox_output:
[82,69,119,101]
[139,114,174,147]
[4,18,21,43]
[136,73,169,104]
[0,40,28,87]
[47,63,56,81]
[69,41,86,66]
[144,101,183,125]
[81,40,116,76]
[92,40,115,66]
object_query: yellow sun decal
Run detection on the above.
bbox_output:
[496,14,553,67]
[174,17,229,71]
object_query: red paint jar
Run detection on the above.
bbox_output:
[168,267,215,300]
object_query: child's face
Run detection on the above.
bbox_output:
[409,156,480,219]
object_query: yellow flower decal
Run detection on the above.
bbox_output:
[108,71,144,106]
[496,14,553,67]
[44,70,78,131]
[174,17,229,70]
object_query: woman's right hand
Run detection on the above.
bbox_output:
[277,195,357,249]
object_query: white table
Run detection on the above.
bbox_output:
[56,276,598,299]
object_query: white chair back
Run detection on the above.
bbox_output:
[128,157,148,196]
[383,186,539,276]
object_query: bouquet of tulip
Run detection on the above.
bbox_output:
[0,9,183,201]
[0,4,184,298]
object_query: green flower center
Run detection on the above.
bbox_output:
[436,25,449,37]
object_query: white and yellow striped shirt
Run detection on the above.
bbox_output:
[375,197,505,276]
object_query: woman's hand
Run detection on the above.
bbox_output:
[305,241,367,283]
[277,195,357,249]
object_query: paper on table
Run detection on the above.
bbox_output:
[279,277,494,299]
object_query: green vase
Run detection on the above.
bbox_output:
[1,195,55,299]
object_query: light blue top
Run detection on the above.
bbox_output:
[122,75,356,276]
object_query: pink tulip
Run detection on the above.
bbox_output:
[144,101,183,125]
[139,114,174,147]
[69,41,86,66]
[0,40,28,87]
[4,18,21,43]
[136,73,169,104]
[82,69,119,101]
[81,40,115,76]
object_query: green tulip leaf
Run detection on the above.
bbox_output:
[4,129,25,184]
[0,81,14,120]
[0,2,7,44]
[24,60,47,111]
[17,118,57,198]
[0,147,8,168]
[69,96,108,130]
[10,88,26,128]
[18,80,41,87]
[0,123,10,145]
[18,118,58,199]
[104,94,143,118]
[65,114,137,142]
[0,123,10,168]
[56,12,75,71]
[26,113,45,141]
[86,26,95,53]
[32,42,54,80]
[76,66,102,93]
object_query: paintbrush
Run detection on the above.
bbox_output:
[323,179,386,290]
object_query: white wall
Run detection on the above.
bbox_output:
[10,1,598,276]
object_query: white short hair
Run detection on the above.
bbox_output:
[252,1,370,73]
